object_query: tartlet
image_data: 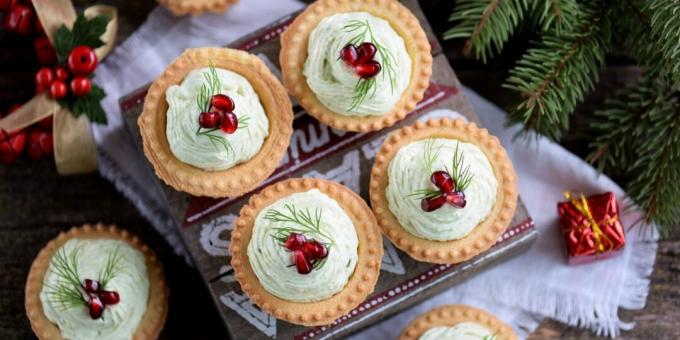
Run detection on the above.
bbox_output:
[280,0,432,132]
[399,304,517,340]
[139,47,293,198]
[370,118,517,264]
[230,178,383,326]
[157,0,238,16]
[25,224,168,340]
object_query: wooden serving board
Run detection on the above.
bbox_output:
[120,1,537,338]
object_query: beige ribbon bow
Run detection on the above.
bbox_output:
[0,0,117,174]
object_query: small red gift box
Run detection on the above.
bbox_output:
[557,192,626,265]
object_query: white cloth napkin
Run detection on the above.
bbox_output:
[92,1,658,338]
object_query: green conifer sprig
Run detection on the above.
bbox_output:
[588,78,680,236]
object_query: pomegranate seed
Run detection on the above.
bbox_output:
[339,44,359,66]
[293,250,312,275]
[356,42,377,64]
[198,111,221,129]
[445,191,467,208]
[100,290,120,305]
[431,171,454,193]
[355,60,381,79]
[312,240,328,260]
[82,279,100,293]
[421,195,446,212]
[301,241,316,259]
[284,232,306,251]
[210,94,235,113]
[220,112,238,134]
[88,296,104,319]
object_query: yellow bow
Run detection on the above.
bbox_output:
[563,192,614,253]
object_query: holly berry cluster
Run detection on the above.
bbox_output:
[339,42,381,79]
[421,170,467,212]
[0,104,53,164]
[82,278,120,319]
[35,46,97,100]
[198,94,239,134]
[283,232,329,275]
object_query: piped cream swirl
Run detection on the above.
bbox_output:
[303,12,411,116]
[386,138,498,241]
[165,67,269,171]
[419,322,494,340]
[40,239,149,340]
[248,189,358,302]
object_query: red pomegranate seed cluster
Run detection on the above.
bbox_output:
[339,42,381,79]
[421,170,467,212]
[198,94,239,134]
[82,278,120,319]
[283,232,329,275]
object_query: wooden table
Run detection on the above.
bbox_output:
[0,1,677,338]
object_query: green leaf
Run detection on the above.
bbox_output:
[69,84,108,124]
[71,14,110,49]
[53,25,75,65]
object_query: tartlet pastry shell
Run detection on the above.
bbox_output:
[139,48,293,198]
[157,0,238,16]
[280,0,432,132]
[230,178,383,326]
[399,304,518,340]
[369,118,518,264]
[25,224,169,340]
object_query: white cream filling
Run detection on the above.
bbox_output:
[40,239,149,340]
[247,189,359,302]
[303,12,411,116]
[166,67,269,171]
[419,322,494,340]
[386,138,498,241]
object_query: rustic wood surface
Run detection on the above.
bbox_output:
[0,1,677,339]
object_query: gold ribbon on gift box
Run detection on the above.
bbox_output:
[0,0,117,175]
[563,191,615,253]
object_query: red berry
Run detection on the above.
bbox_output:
[35,67,54,88]
[67,46,98,76]
[293,250,312,275]
[55,67,69,81]
[26,129,53,160]
[355,60,381,79]
[0,0,17,12]
[431,171,454,193]
[1,4,33,35]
[220,112,238,134]
[50,80,68,99]
[340,44,359,66]
[445,191,467,208]
[421,195,446,212]
[301,241,316,259]
[100,290,120,305]
[284,232,306,251]
[356,42,377,64]
[0,124,26,165]
[70,76,91,97]
[88,296,105,319]
[82,279,100,293]
[210,94,235,113]
[34,36,57,66]
[198,111,221,129]
[34,15,43,34]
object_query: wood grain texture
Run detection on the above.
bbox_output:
[0,0,677,339]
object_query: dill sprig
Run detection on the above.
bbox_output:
[194,62,240,154]
[343,19,398,111]
[265,204,335,270]
[447,142,474,192]
[421,139,442,174]
[407,188,442,200]
[98,246,122,289]
[45,246,87,310]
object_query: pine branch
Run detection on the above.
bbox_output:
[530,0,579,36]
[618,0,680,89]
[444,0,530,63]
[504,1,611,140]
[588,77,680,236]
